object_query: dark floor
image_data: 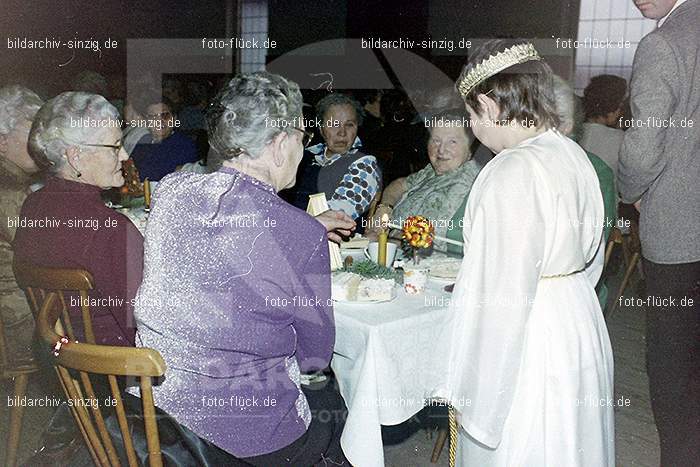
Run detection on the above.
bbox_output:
[0,262,658,466]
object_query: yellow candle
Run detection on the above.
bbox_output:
[143,178,151,209]
[377,231,388,267]
[377,213,389,267]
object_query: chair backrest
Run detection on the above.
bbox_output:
[604,227,623,271]
[367,190,383,219]
[13,261,97,344]
[0,308,38,377]
[36,290,167,467]
[0,314,8,375]
[627,217,642,254]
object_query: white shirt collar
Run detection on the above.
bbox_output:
[658,0,687,27]
[308,136,363,166]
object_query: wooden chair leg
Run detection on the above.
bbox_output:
[636,257,645,280]
[621,236,632,269]
[431,427,449,463]
[608,252,641,318]
[6,374,29,467]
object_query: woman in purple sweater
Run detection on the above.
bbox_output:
[133,72,352,465]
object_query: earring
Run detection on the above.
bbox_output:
[66,157,81,178]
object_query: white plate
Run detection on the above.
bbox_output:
[430,270,459,280]
[333,286,398,304]
[334,295,397,305]
[340,249,366,263]
[419,255,462,280]
[429,275,455,284]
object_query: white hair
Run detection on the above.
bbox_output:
[0,85,43,136]
[207,72,303,168]
[71,70,108,95]
[552,75,575,134]
[28,92,120,174]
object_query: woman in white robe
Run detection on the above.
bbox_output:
[434,40,615,466]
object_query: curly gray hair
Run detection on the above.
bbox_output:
[0,85,43,136]
[207,72,303,168]
[28,92,120,174]
[315,93,364,127]
[551,75,586,141]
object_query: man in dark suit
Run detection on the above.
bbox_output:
[618,1,700,465]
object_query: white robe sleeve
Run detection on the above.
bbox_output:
[443,154,548,448]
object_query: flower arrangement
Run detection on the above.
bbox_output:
[402,215,434,265]
[120,158,143,197]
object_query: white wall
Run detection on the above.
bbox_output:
[575,0,655,92]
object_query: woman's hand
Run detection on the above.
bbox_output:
[364,229,379,241]
[374,204,393,222]
[315,210,356,243]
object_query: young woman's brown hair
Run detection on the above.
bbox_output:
[457,39,560,129]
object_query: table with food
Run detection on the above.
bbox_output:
[331,216,463,467]
[109,182,463,466]
[104,160,152,234]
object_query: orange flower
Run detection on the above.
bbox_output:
[402,215,434,249]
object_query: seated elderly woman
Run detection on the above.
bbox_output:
[132,72,352,465]
[291,93,381,223]
[12,92,142,346]
[369,109,482,252]
[129,95,199,181]
[0,85,43,362]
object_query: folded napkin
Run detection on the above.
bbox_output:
[341,235,370,250]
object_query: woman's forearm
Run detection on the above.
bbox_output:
[381,177,408,206]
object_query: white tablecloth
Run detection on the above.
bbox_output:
[116,206,149,235]
[332,280,452,467]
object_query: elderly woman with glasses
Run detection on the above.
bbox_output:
[12,92,142,347]
[129,95,199,181]
[131,72,352,465]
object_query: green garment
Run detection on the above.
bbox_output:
[586,151,617,242]
[446,192,469,256]
[586,151,617,308]
[392,159,481,251]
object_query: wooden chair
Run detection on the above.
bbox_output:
[430,425,449,464]
[427,405,457,466]
[35,282,166,467]
[13,262,97,344]
[606,220,644,318]
[1,313,40,467]
[604,227,623,272]
[367,189,383,219]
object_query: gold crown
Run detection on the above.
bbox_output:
[458,43,542,98]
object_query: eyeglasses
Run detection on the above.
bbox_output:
[292,127,314,148]
[78,142,123,154]
[146,111,173,120]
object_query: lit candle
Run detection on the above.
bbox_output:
[143,178,151,209]
[378,213,389,267]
